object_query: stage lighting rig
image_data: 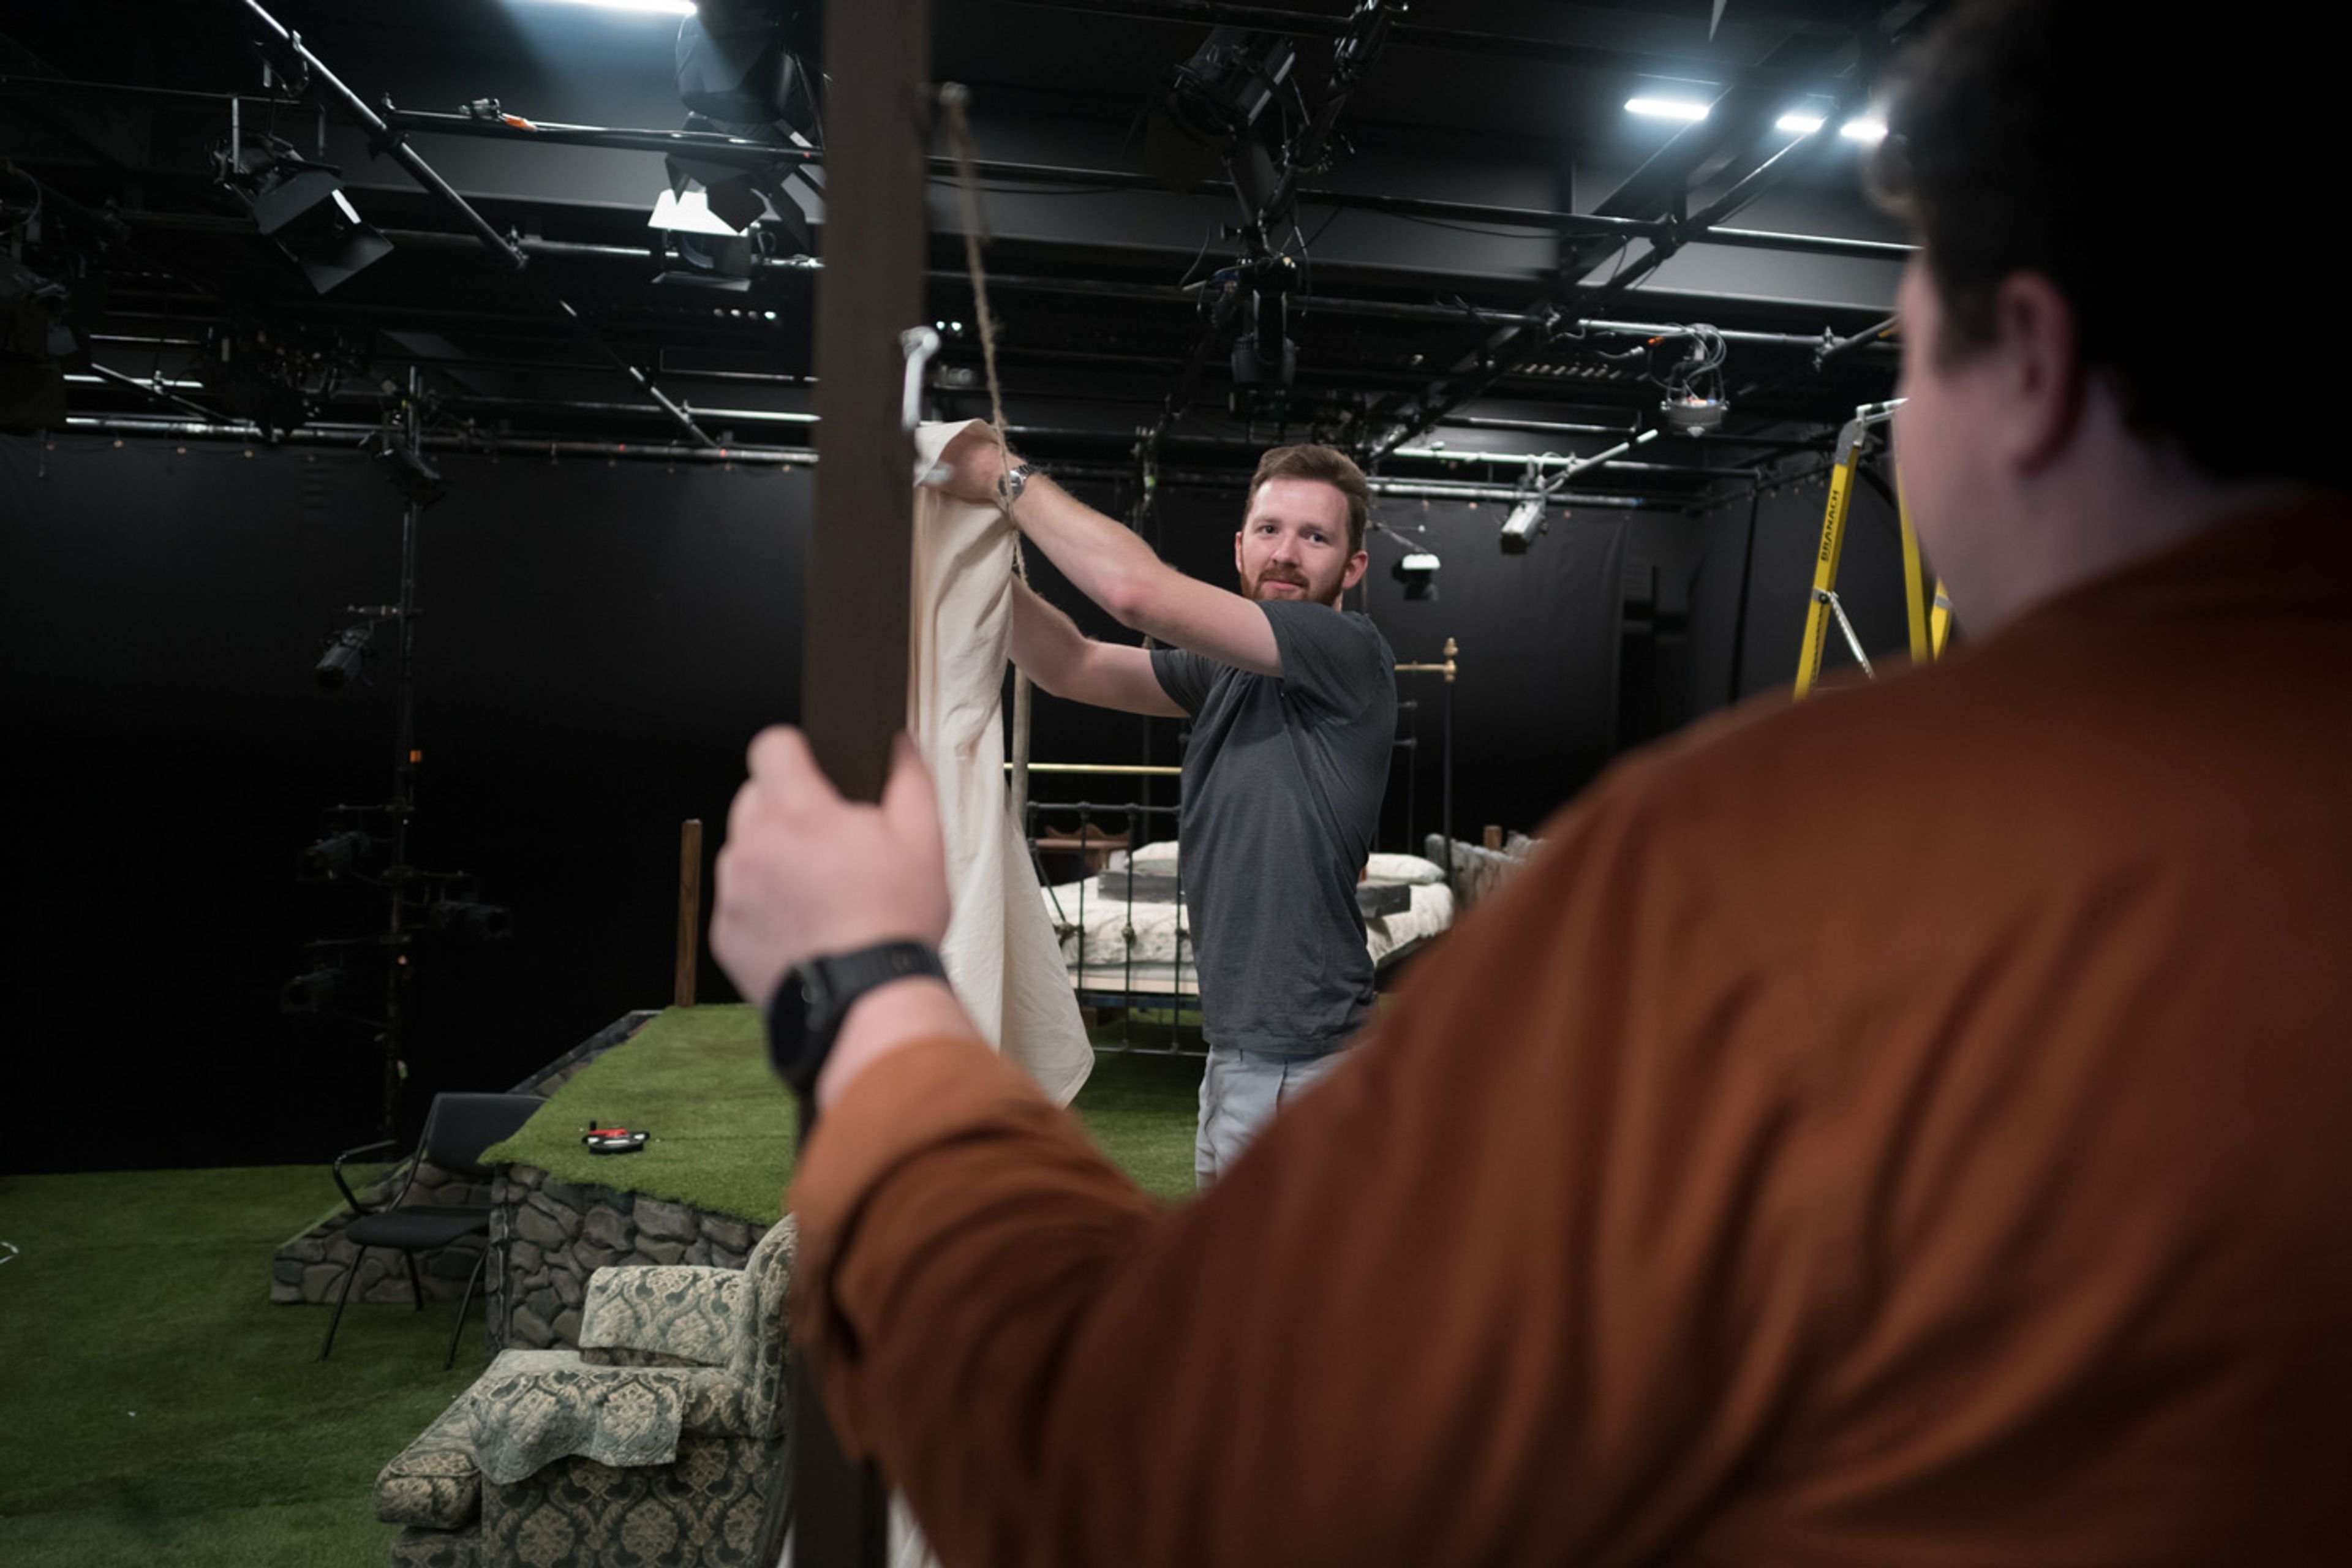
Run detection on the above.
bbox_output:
[1657,325,1730,435]
[315,620,380,690]
[1370,518,1439,601]
[1207,254,1300,417]
[1144,26,1299,215]
[281,965,344,1014]
[193,320,353,439]
[366,429,449,508]
[649,0,821,287]
[211,132,393,295]
[431,898,514,942]
[302,829,375,878]
[1499,494,1548,554]
[1,170,82,431]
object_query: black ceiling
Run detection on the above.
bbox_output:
[1,0,1937,508]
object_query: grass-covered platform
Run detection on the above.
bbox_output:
[0,1030,1201,1566]
[485,1004,1203,1211]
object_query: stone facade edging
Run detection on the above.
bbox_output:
[489,1164,766,1349]
[270,1010,660,1307]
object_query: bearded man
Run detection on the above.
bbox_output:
[934,434,1395,1183]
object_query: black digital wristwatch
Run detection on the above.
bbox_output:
[764,940,949,1095]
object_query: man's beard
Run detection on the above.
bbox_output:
[1245,565,1325,604]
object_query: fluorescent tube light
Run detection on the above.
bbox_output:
[1839,118,1888,143]
[1626,97,1710,123]
[516,0,698,17]
[1776,112,1828,135]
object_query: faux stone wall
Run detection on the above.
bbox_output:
[271,1158,496,1306]
[270,1010,658,1306]
[489,1165,764,1350]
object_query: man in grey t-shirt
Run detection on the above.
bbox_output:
[933,434,1396,1183]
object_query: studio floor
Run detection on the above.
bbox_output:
[0,1044,1202,1567]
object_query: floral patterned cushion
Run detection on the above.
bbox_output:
[578,1265,745,1366]
[377,1389,483,1529]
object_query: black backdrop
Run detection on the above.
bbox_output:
[1,433,1913,1173]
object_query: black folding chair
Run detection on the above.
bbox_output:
[317,1091,545,1368]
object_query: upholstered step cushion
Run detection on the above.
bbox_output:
[377,1390,483,1531]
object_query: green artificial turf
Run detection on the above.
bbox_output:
[481,1005,799,1224]
[484,1005,1204,1211]
[0,1033,1201,1566]
[0,1166,487,1568]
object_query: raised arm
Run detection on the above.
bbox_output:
[1011,579,1186,717]
[937,425,1281,677]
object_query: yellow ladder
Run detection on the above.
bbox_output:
[1794,399,1949,698]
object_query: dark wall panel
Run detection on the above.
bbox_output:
[2,433,1908,1173]
[2,434,803,1172]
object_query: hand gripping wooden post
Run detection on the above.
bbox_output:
[793,0,932,1561]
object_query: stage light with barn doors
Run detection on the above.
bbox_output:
[213,134,393,295]
[315,622,377,690]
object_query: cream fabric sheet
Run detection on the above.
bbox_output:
[798,424,1096,1568]
[908,418,1093,1106]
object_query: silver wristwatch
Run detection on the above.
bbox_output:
[997,462,1039,506]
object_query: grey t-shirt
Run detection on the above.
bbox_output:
[1150,599,1397,1054]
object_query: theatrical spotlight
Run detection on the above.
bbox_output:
[647,192,782,292]
[213,134,393,295]
[1500,492,1548,555]
[1391,549,1440,601]
[432,900,514,941]
[315,621,377,690]
[301,829,374,878]
[1659,324,1730,435]
[1144,26,1298,202]
[368,432,448,508]
[281,965,344,1014]
[194,320,349,439]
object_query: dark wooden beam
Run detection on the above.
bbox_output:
[795,0,932,1561]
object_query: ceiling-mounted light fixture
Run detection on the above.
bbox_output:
[514,0,698,16]
[1390,548,1440,601]
[1499,494,1547,554]
[1776,110,1886,143]
[214,135,393,295]
[1626,97,1710,122]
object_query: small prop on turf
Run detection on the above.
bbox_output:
[582,1125,650,1155]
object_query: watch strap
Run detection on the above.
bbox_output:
[765,940,948,1096]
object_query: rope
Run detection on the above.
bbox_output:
[941,84,1035,820]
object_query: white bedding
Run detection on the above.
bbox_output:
[1039,854,1456,987]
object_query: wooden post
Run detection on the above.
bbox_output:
[795,0,932,1561]
[1483,824,1504,852]
[673,819,702,1008]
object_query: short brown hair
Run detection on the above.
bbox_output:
[1249,444,1371,556]
[1870,0,2315,484]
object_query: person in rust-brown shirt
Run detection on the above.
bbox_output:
[711,3,2351,1562]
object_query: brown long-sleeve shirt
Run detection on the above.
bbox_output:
[791,499,2352,1566]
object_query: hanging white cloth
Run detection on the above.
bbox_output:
[907,418,1093,1106]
